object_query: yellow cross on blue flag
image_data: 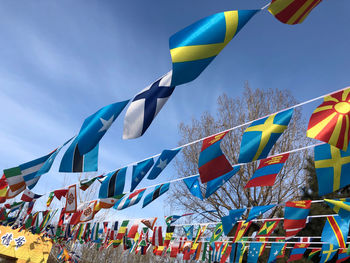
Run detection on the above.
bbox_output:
[169,10,259,86]
[238,109,294,163]
[314,144,350,196]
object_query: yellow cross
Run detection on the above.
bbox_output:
[315,146,350,191]
[245,114,288,161]
[322,244,338,261]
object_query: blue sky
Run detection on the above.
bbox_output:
[0,0,349,224]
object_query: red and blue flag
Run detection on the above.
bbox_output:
[287,243,309,262]
[198,131,232,183]
[284,200,311,238]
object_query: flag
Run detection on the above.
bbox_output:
[245,153,289,188]
[123,71,175,139]
[320,243,339,263]
[183,175,203,200]
[164,225,175,247]
[198,131,233,183]
[307,248,322,262]
[247,242,262,263]
[287,243,309,262]
[284,200,311,238]
[54,189,69,200]
[314,144,350,196]
[98,167,126,199]
[220,243,232,263]
[127,224,139,239]
[165,215,182,226]
[324,199,350,221]
[232,221,252,242]
[6,187,25,199]
[210,223,224,243]
[183,225,194,240]
[3,150,56,192]
[268,0,322,25]
[211,242,224,262]
[321,215,349,248]
[20,189,43,202]
[194,241,208,260]
[231,242,247,263]
[62,100,128,161]
[152,226,163,246]
[169,10,258,86]
[147,148,182,180]
[267,242,285,263]
[130,158,154,192]
[141,218,157,230]
[26,200,35,214]
[5,201,24,212]
[205,166,240,198]
[98,196,124,209]
[142,183,170,208]
[193,225,207,244]
[246,205,275,222]
[80,174,104,191]
[46,192,54,207]
[336,248,350,262]
[221,209,246,235]
[115,220,129,245]
[113,188,146,210]
[307,88,350,151]
[238,108,294,163]
[90,223,100,241]
[80,201,97,222]
[65,185,77,213]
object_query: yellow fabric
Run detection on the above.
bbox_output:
[0,225,52,263]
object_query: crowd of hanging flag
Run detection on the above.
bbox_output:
[3,0,350,261]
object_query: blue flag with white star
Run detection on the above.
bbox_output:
[60,101,129,172]
[147,148,182,180]
[247,242,263,263]
[123,71,175,139]
[246,205,275,222]
[221,209,246,235]
[205,166,240,198]
[130,158,154,192]
[267,242,285,263]
[183,175,203,200]
[183,225,194,240]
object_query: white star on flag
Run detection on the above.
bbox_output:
[99,115,114,132]
[156,159,168,170]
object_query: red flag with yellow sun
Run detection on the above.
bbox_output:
[307,88,350,151]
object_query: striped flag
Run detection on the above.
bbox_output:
[113,188,146,210]
[80,174,104,191]
[232,221,252,242]
[164,225,175,248]
[142,183,170,208]
[308,88,350,151]
[152,226,163,246]
[321,215,349,248]
[284,200,311,238]
[98,196,124,209]
[287,243,309,262]
[20,189,43,202]
[198,131,233,183]
[98,168,126,199]
[245,153,289,188]
[268,0,323,25]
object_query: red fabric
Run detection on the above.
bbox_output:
[54,189,68,200]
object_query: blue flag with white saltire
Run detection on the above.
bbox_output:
[247,242,262,263]
[183,175,203,200]
[60,100,129,172]
[142,183,170,208]
[147,148,182,180]
[98,167,127,199]
[123,71,175,139]
[246,205,275,222]
[205,166,240,198]
[221,209,246,235]
[267,242,285,263]
[130,158,154,192]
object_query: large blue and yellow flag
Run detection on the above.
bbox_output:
[238,109,294,163]
[321,215,349,248]
[314,144,350,196]
[169,10,259,86]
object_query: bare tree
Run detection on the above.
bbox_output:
[171,83,310,223]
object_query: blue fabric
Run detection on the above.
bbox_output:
[147,148,181,180]
[285,206,310,220]
[321,215,350,248]
[183,225,194,240]
[183,176,203,200]
[238,108,293,163]
[142,183,170,208]
[267,242,285,263]
[205,166,240,198]
[98,167,127,199]
[247,242,263,263]
[221,208,246,235]
[246,205,275,222]
[320,243,339,263]
[130,158,154,192]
